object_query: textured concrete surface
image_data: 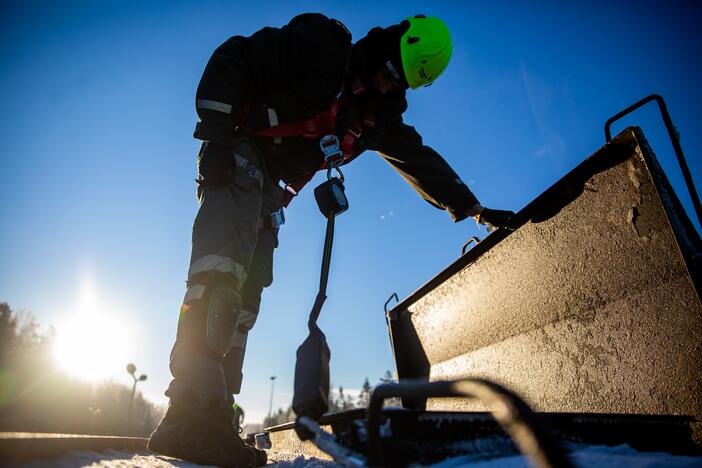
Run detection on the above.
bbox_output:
[268,426,334,461]
[390,128,701,435]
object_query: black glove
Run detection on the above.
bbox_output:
[477,208,516,231]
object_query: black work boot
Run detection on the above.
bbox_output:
[148,399,267,467]
[149,272,267,467]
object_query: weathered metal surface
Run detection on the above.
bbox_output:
[387,128,702,437]
[0,432,148,461]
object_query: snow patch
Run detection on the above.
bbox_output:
[7,444,702,467]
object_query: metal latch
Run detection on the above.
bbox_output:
[320,134,344,167]
[270,209,285,228]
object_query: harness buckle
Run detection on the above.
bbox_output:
[270,209,286,228]
[319,134,344,167]
[260,208,286,230]
[244,165,258,179]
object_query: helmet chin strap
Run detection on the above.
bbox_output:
[350,21,409,92]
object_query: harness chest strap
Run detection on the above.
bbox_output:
[240,76,368,149]
[247,81,372,207]
[252,101,340,140]
[195,78,372,206]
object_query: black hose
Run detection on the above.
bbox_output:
[366,379,572,468]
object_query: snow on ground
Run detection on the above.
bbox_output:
[8,450,334,468]
[427,444,702,467]
[7,450,204,468]
[7,445,702,467]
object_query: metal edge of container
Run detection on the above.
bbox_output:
[386,126,701,386]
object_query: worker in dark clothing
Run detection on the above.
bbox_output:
[148,13,514,467]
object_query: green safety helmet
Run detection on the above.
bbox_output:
[399,15,452,89]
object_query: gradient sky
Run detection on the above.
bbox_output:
[1,1,701,424]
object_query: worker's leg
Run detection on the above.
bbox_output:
[223,178,284,398]
[169,137,264,406]
[149,137,266,467]
[223,227,279,396]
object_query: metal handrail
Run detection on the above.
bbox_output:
[604,94,701,227]
[461,236,481,255]
[384,293,398,314]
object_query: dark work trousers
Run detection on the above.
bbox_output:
[168,136,283,407]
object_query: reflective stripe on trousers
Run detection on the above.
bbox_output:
[168,136,269,404]
[169,136,282,402]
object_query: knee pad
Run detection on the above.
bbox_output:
[206,284,243,357]
[176,272,243,359]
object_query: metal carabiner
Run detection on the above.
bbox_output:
[327,164,344,183]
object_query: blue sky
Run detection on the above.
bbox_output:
[1,1,701,424]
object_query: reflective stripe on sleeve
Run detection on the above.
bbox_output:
[197,99,233,114]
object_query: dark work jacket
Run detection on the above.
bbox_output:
[195,13,478,221]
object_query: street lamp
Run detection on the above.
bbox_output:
[125,363,147,433]
[267,376,276,421]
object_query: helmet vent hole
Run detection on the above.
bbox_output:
[415,14,426,18]
[421,60,427,64]
[407,36,420,44]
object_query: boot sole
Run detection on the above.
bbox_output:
[148,435,258,467]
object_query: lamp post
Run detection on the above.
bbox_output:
[267,376,276,421]
[125,363,147,433]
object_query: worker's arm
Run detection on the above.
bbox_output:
[194,13,350,132]
[377,119,482,222]
[195,34,255,129]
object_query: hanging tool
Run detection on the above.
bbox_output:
[292,135,349,440]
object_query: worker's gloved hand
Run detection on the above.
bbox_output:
[476,207,516,231]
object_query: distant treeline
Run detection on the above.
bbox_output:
[0,302,164,437]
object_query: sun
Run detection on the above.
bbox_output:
[53,309,133,382]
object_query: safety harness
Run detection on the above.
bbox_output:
[245,76,373,206]
[195,76,374,207]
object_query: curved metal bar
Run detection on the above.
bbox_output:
[384,293,399,314]
[366,379,572,468]
[461,236,481,255]
[604,94,701,227]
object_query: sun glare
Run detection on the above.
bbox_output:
[54,309,133,382]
